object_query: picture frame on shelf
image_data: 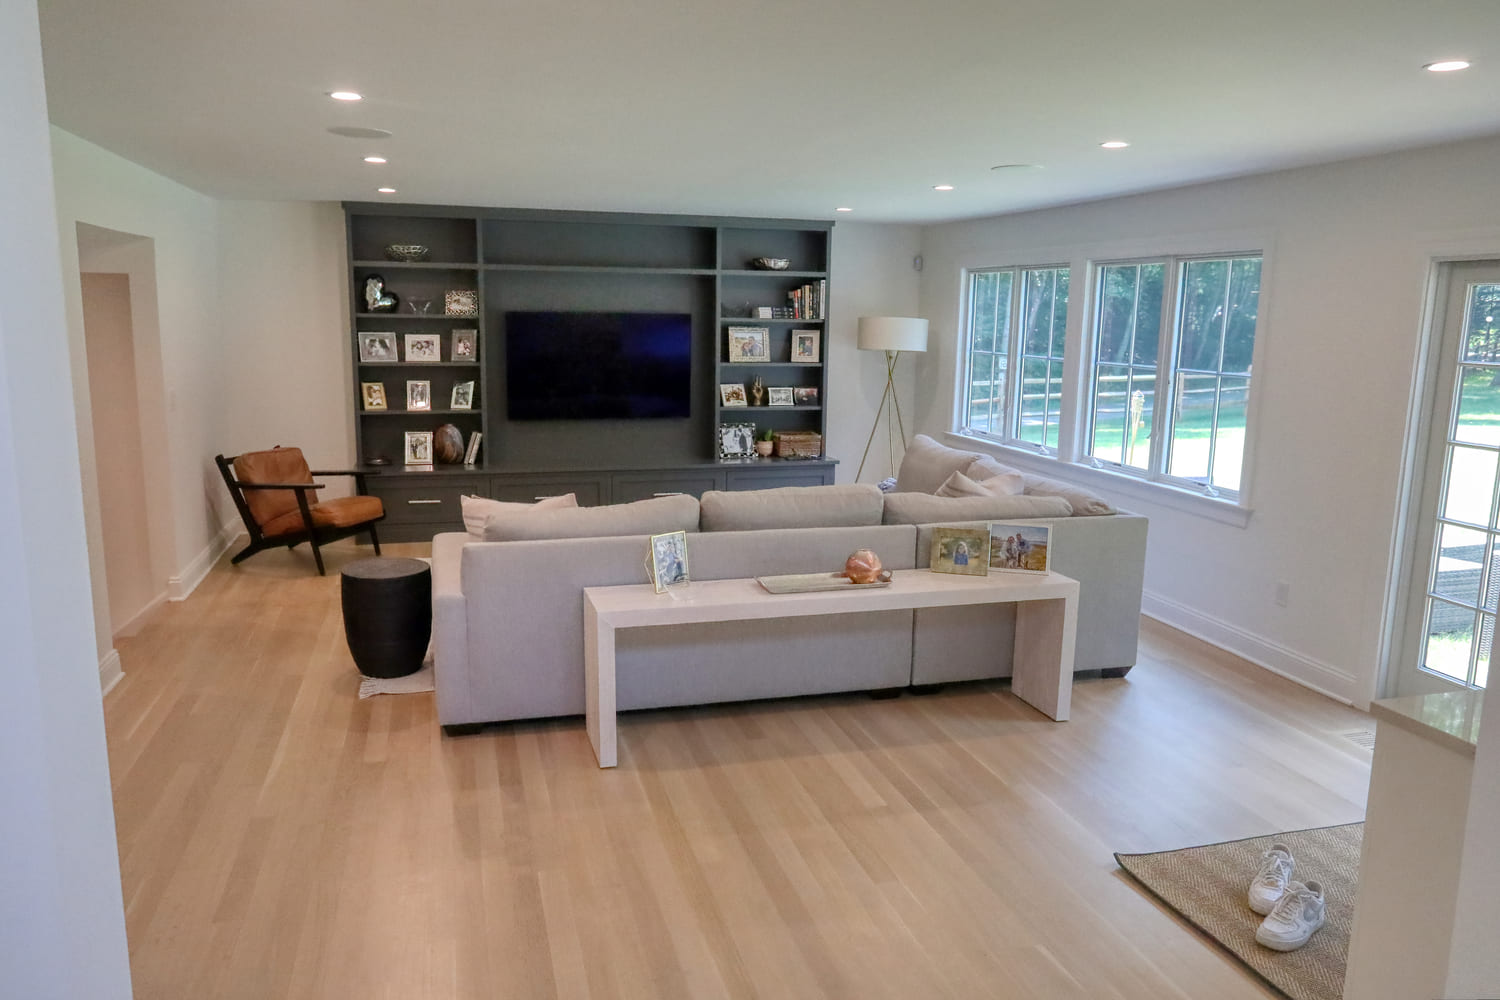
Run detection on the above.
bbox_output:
[451,381,475,410]
[988,522,1051,574]
[404,430,434,466]
[930,526,990,577]
[717,422,756,459]
[451,329,477,361]
[719,382,748,407]
[358,331,397,363]
[793,387,819,406]
[726,325,769,363]
[360,382,387,410]
[767,387,795,407]
[444,289,479,317]
[647,530,690,593]
[404,333,441,362]
[791,329,821,363]
[406,380,431,411]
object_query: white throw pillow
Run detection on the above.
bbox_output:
[461,492,577,538]
[936,469,1024,498]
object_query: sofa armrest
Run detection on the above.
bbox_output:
[430,532,471,726]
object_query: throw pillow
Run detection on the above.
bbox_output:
[967,454,1024,482]
[461,493,577,538]
[1021,475,1116,516]
[881,492,1072,525]
[936,469,1024,498]
[894,434,984,494]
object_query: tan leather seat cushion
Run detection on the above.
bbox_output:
[233,447,313,527]
[261,495,384,538]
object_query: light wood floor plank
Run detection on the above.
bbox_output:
[104,539,1370,998]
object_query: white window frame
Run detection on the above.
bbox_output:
[1083,252,1263,502]
[958,263,1070,454]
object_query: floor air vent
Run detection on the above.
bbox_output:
[1340,729,1376,751]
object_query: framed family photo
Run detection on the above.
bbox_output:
[648,530,690,593]
[718,422,756,459]
[404,333,441,363]
[451,329,477,360]
[404,430,433,466]
[791,329,821,363]
[767,387,795,406]
[989,522,1051,574]
[930,526,990,577]
[444,289,479,317]
[361,382,387,410]
[726,325,769,363]
[406,380,431,411]
[451,381,475,409]
[358,331,397,363]
[793,387,819,406]
[719,383,749,407]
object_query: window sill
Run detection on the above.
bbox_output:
[943,432,1254,528]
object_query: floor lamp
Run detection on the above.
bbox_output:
[855,316,929,482]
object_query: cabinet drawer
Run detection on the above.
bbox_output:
[488,476,603,507]
[611,472,721,503]
[725,466,834,491]
[374,484,477,526]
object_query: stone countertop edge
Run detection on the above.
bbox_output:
[1369,690,1483,758]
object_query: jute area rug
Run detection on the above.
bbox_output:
[1115,823,1363,1000]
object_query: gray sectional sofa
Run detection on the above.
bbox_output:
[430,438,1147,732]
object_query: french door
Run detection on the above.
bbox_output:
[1397,261,1500,695]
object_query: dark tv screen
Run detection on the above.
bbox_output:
[506,311,692,420]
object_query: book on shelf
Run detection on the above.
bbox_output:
[463,431,482,466]
[785,281,826,320]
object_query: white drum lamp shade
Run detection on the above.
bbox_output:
[855,317,930,481]
[857,316,929,354]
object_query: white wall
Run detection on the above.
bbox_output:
[917,135,1500,706]
[0,1,133,994]
[51,127,228,621]
[829,222,923,483]
[1445,678,1500,996]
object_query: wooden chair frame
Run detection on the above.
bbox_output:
[215,453,384,575]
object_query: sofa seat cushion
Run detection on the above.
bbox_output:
[699,484,884,532]
[968,455,1117,516]
[936,469,1024,498]
[483,493,699,541]
[461,492,577,538]
[881,492,1072,525]
[261,494,384,537]
[895,434,985,494]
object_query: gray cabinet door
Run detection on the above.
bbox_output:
[610,471,723,503]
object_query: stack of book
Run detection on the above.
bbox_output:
[787,279,827,320]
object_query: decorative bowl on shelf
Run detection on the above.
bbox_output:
[384,244,431,262]
[749,257,790,271]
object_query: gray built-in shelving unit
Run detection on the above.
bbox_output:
[345,203,836,540]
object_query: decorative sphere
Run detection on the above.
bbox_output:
[844,549,883,584]
[433,424,464,464]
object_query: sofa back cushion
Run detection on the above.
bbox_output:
[967,454,1116,516]
[894,434,984,494]
[461,492,577,538]
[882,492,1072,525]
[699,484,884,532]
[482,493,699,541]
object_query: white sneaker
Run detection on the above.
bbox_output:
[1248,843,1295,915]
[1255,880,1326,951]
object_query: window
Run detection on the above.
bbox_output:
[962,265,1070,449]
[1087,255,1261,496]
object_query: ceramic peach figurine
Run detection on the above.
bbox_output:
[844,549,890,584]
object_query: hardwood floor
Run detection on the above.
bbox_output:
[105,540,1374,999]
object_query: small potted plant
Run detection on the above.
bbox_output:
[754,428,775,457]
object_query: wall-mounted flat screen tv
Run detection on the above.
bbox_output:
[506,311,692,420]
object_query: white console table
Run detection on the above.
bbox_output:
[583,568,1079,768]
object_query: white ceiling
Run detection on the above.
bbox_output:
[36,0,1500,224]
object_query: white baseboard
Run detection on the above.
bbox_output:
[1141,589,1359,706]
[168,519,239,602]
[99,648,123,696]
[112,590,167,639]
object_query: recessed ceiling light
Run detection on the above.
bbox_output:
[376,187,397,194]
[933,184,955,191]
[835,207,853,212]
[363,156,387,164]
[1424,60,1471,72]
[1100,140,1130,149]
[329,91,363,101]
[328,126,393,139]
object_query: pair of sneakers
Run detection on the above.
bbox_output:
[1247,844,1326,951]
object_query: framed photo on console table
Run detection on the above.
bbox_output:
[930,526,989,577]
[647,530,690,593]
[988,522,1050,574]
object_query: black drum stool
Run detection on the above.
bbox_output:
[340,557,431,678]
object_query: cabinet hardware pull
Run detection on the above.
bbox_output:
[534,495,561,500]
[406,499,443,505]
[653,492,684,497]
